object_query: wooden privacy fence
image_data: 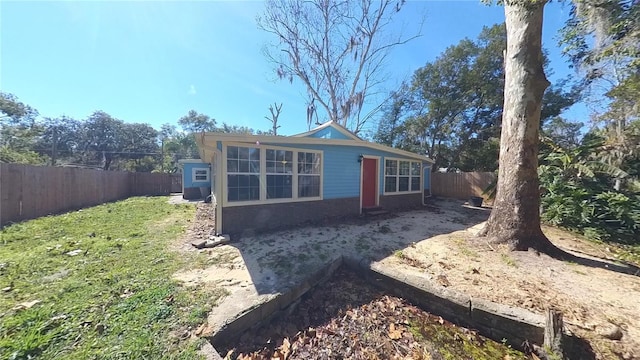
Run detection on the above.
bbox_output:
[431,172,496,200]
[0,163,172,226]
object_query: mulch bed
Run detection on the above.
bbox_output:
[219,268,526,360]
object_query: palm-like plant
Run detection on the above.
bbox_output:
[539,135,640,243]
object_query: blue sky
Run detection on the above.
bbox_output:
[1,1,582,136]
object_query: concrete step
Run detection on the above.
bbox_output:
[366,210,389,216]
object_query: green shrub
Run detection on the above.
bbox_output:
[539,137,640,244]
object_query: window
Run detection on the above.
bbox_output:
[384,159,420,194]
[384,160,397,193]
[298,152,321,198]
[192,167,210,182]
[225,145,322,204]
[266,149,293,199]
[227,146,260,202]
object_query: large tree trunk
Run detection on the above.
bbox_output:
[481,0,556,252]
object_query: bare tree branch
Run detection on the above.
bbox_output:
[257,0,421,131]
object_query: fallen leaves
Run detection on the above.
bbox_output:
[220,268,526,360]
[388,323,403,340]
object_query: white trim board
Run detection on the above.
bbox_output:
[195,133,433,164]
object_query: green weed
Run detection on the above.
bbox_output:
[0,197,221,359]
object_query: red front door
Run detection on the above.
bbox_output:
[362,158,377,208]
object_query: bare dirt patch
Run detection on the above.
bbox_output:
[174,198,640,359]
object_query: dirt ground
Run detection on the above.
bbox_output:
[172,198,640,359]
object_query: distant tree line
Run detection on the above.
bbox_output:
[0,94,276,172]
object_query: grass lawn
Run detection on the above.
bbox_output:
[0,197,225,360]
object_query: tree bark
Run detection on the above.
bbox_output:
[480,0,556,252]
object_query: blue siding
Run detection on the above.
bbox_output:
[270,143,423,199]
[306,127,353,140]
[183,162,211,189]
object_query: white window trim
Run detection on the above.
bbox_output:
[383,157,422,195]
[222,143,323,207]
[192,167,210,183]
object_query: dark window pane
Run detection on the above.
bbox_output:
[239,175,249,187]
[238,189,249,201]
[227,160,238,173]
[239,147,249,160]
[228,146,238,159]
[385,176,396,192]
[250,160,260,173]
[266,161,276,173]
[250,148,260,160]
[239,160,249,173]
[385,160,397,175]
[399,161,410,175]
[411,162,421,176]
[399,177,409,191]
[250,187,260,200]
[228,188,238,201]
[228,175,239,187]
[267,175,292,199]
[229,174,261,202]
[411,177,420,191]
[298,175,320,197]
[266,149,275,160]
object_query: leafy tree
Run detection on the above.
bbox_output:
[217,123,255,135]
[178,110,217,133]
[36,116,82,165]
[542,116,583,149]
[77,112,161,171]
[79,111,126,170]
[560,0,639,189]
[0,93,44,164]
[373,88,408,147]
[0,92,38,124]
[374,22,577,172]
[257,0,420,133]
[121,123,159,159]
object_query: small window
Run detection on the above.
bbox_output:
[298,152,321,198]
[266,149,293,199]
[384,159,420,194]
[227,146,260,202]
[192,167,210,182]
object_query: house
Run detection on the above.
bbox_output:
[178,159,211,200]
[194,121,434,235]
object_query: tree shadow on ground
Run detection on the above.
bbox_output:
[548,248,640,277]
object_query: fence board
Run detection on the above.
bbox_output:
[0,164,171,226]
[431,172,496,200]
[170,174,182,193]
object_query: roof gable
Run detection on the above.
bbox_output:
[293,121,361,141]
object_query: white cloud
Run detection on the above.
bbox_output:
[188,85,196,95]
